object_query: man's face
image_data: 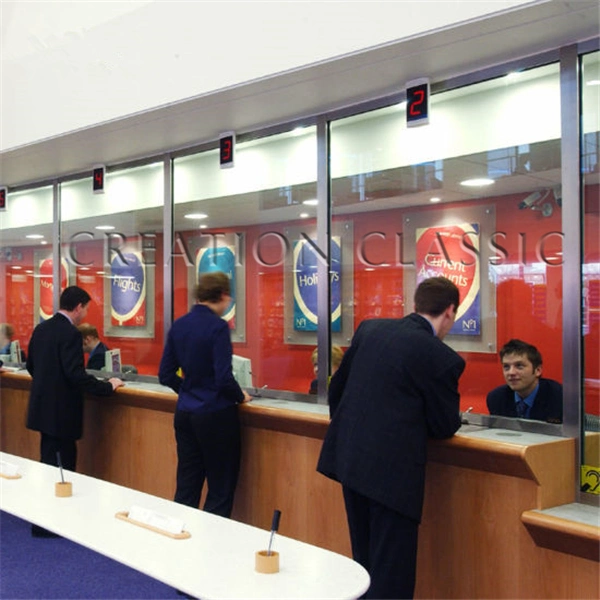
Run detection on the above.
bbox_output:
[72,302,89,326]
[501,352,542,398]
[82,336,93,353]
[438,304,457,340]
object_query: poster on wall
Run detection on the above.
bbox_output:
[186,232,246,343]
[292,237,342,332]
[283,223,354,347]
[196,245,237,326]
[416,223,481,336]
[110,251,147,327]
[104,241,155,338]
[35,256,70,323]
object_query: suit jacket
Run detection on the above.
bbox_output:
[26,313,114,440]
[87,341,109,370]
[159,304,244,414]
[486,378,563,423]
[317,313,465,522]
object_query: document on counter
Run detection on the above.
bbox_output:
[0,460,21,478]
[127,505,185,535]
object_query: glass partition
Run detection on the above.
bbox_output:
[581,51,600,496]
[330,62,565,420]
[60,162,164,375]
[0,185,54,362]
[173,127,319,394]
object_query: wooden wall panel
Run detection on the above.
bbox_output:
[2,374,598,599]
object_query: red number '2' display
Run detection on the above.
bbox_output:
[406,79,430,127]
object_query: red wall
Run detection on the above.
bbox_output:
[3,186,599,415]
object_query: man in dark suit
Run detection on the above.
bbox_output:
[77,323,109,370]
[317,276,465,599]
[486,338,562,423]
[27,287,123,473]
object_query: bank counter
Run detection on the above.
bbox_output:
[1,370,598,599]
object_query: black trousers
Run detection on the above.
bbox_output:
[173,405,240,518]
[40,433,77,471]
[343,486,419,600]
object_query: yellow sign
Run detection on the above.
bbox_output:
[581,465,600,494]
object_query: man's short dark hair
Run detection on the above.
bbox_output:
[414,277,460,317]
[59,286,91,311]
[499,339,543,369]
[195,271,231,303]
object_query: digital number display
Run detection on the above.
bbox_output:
[219,132,235,169]
[0,187,6,211]
[406,78,430,127]
[93,165,105,194]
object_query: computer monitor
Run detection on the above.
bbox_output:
[105,349,122,373]
[232,354,253,389]
[9,340,21,363]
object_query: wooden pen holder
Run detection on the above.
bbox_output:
[255,550,279,573]
[55,481,72,497]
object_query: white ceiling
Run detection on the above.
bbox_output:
[1,0,598,189]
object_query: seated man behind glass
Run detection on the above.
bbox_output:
[487,338,562,423]
[78,323,109,370]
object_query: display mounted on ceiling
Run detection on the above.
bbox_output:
[406,78,430,127]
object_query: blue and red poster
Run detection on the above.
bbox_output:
[293,237,341,332]
[416,224,481,335]
[196,246,236,326]
[110,251,147,327]
[39,257,68,322]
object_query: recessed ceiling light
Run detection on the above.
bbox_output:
[26,234,44,239]
[299,212,310,219]
[199,224,208,229]
[430,197,441,203]
[302,199,318,206]
[184,213,208,220]
[586,79,600,86]
[41,241,48,245]
[12,265,22,270]
[95,225,115,230]
[460,178,495,187]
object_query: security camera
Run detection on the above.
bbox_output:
[518,191,542,209]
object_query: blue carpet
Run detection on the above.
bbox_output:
[0,511,180,599]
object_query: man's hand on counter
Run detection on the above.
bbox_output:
[241,391,253,403]
[109,378,125,391]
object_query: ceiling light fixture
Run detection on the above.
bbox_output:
[26,234,44,239]
[460,178,495,187]
[95,225,115,230]
[429,197,441,203]
[302,199,318,206]
[184,213,208,220]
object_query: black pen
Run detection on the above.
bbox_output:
[267,509,281,556]
[56,451,65,484]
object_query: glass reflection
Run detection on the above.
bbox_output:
[330,63,563,419]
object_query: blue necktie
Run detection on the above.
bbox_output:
[516,400,527,418]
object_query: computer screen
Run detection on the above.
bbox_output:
[105,349,122,373]
[232,354,253,389]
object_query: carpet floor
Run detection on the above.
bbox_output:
[0,511,181,599]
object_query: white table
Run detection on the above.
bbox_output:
[0,452,369,599]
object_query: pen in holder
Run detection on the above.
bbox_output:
[255,509,281,573]
[54,452,72,497]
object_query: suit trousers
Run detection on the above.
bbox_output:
[40,433,77,471]
[343,486,419,600]
[173,405,240,518]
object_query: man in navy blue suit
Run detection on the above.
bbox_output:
[487,338,562,423]
[317,276,465,599]
[159,271,251,518]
